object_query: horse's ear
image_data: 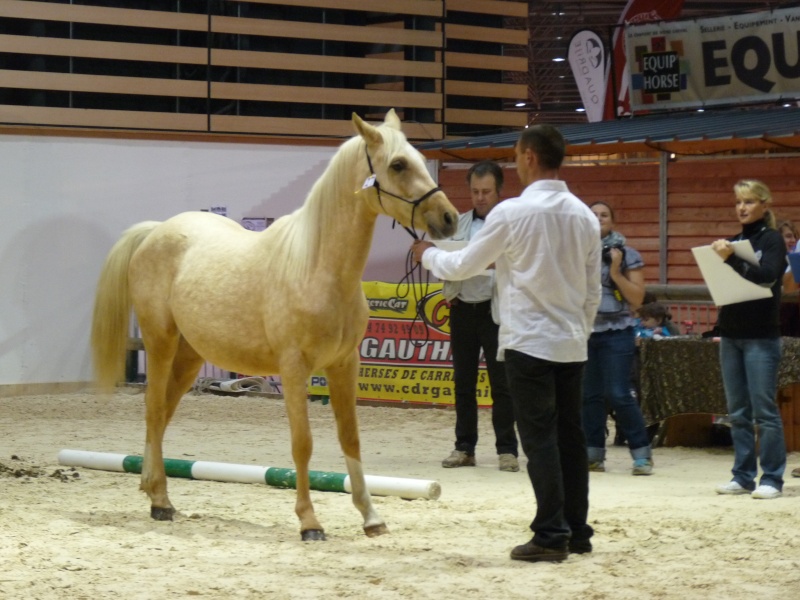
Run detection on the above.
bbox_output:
[383,108,401,131]
[352,112,383,147]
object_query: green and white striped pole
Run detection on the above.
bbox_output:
[57,449,441,500]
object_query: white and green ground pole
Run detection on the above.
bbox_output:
[57,449,441,500]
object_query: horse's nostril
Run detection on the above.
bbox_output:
[444,212,455,225]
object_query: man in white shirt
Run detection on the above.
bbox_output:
[411,124,601,562]
[441,161,519,473]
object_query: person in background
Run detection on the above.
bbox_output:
[582,201,654,475]
[713,179,787,499]
[777,220,800,337]
[635,301,679,340]
[779,221,800,479]
[440,160,519,473]
[411,124,601,562]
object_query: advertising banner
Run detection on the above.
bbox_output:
[603,0,685,119]
[568,29,606,122]
[626,7,800,111]
[308,282,494,407]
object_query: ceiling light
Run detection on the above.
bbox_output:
[697,108,705,112]
[515,101,527,107]
[552,57,566,62]
[575,108,585,112]
[784,103,792,108]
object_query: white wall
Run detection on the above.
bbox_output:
[0,135,417,386]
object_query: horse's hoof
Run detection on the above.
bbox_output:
[364,523,389,537]
[301,529,326,541]
[150,506,175,521]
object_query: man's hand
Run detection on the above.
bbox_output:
[411,240,435,264]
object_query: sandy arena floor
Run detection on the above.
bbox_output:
[2,390,799,599]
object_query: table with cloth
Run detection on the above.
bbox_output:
[639,336,800,450]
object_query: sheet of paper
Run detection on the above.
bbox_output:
[691,240,772,306]
[431,240,492,276]
[730,239,760,265]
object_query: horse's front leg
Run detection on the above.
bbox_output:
[282,371,325,540]
[326,354,388,538]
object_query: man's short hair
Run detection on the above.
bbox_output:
[466,160,504,192]
[517,124,566,170]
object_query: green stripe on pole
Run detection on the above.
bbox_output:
[163,458,196,479]
[265,467,347,493]
[122,455,143,473]
[121,455,197,479]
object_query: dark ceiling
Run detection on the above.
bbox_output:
[513,0,790,124]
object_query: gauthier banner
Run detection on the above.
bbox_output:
[626,6,800,112]
[603,0,685,120]
[568,29,606,122]
[308,281,494,407]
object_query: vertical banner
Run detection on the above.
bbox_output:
[626,7,800,111]
[603,0,685,120]
[568,29,606,122]
[308,282,494,407]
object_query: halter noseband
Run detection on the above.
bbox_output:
[364,147,442,240]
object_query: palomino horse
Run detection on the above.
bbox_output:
[91,110,457,540]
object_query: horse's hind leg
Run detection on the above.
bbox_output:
[326,355,388,537]
[141,335,204,521]
[281,367,325,540]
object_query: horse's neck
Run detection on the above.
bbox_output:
[302,145,378,287]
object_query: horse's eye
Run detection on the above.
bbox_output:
[390,160,406,173]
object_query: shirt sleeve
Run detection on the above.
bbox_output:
[421,212,507,281]
[725,231,785,286]
[584,230,603,333]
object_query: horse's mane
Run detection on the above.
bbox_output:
[267,122,405,278]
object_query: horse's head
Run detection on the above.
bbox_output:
[353,110,457,240]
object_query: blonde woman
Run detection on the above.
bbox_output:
[711,179,787,499]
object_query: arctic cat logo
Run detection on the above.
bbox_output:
[367,297,409,312]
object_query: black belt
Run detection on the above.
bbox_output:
[449,298,490,307]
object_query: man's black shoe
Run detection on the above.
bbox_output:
[568,539,593,554]
[510,539,568,562]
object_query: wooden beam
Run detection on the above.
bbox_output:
[447,0,529,17]
[446,108,527,127]
[212,81,442,108]
[235,0,443,17]
[445,52,527,72]
[446,80,528,99]
[446,24,528,46]
[0,70,206,98]
[0,105,207,131]
[213,48,442,78]
[213,15,443,47]
[0,0,207,31]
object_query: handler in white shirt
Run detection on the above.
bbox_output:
[411,124,601,563]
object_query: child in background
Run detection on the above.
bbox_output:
[635,301,679,340]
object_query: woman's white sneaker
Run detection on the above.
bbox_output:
[751,484,782,499]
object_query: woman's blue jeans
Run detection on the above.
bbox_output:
[582,327,651,461]
[719,337,786,490]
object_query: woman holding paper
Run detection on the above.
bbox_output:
[582,202,653,476]
[712,179,787,500]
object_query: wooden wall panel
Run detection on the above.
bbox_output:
[447,0,529,17]
[667,158,800,284]
[240,0,444,17]
[0,1,524,138]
